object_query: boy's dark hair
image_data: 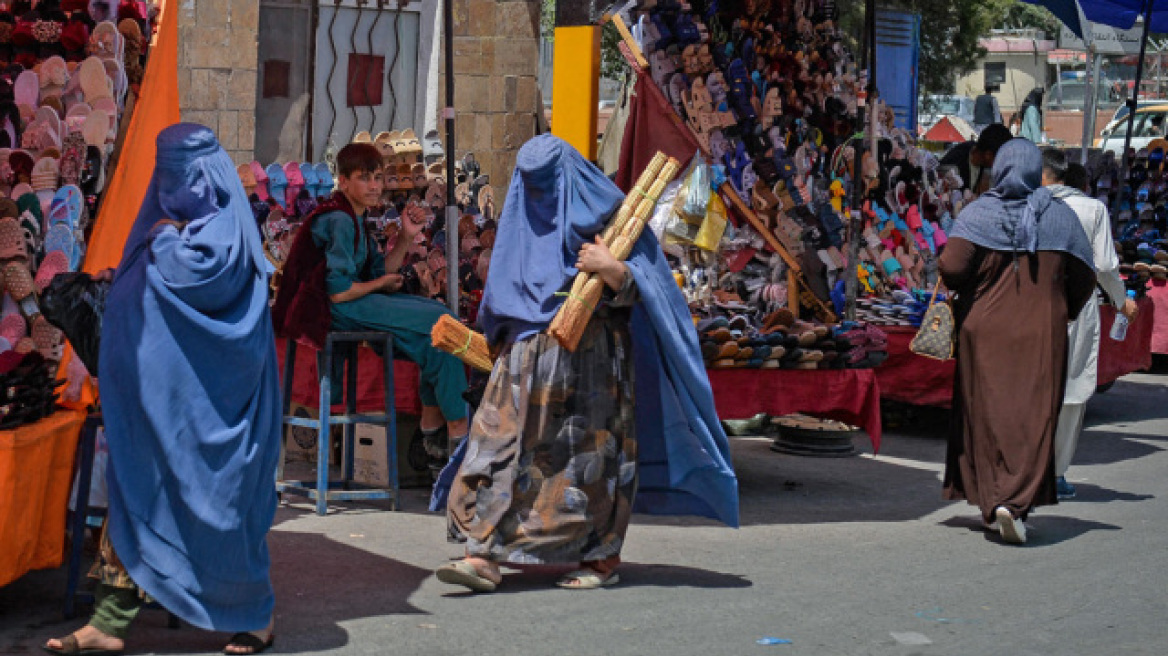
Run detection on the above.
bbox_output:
[975,123,1013,157]
[1065,162,1089,192]
[1041,148,1069,183]
[336,143,384,178]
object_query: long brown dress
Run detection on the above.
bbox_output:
[939,238,1095,523]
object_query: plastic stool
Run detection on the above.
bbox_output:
[276,331,399,515]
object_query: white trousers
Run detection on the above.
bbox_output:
[1054,402,1087,476]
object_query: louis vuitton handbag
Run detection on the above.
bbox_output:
[910,281,955,361]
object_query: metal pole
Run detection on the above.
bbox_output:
[1083,51,1103,162]
[1080,37,1096,163]
[443,0,459,313]
[845,0,877,322]
[1114,1,1155,218]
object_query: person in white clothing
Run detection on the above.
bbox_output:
[1041,149,1138,498]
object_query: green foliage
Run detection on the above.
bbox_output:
[541,0,629,82]
[839,0,1059,98]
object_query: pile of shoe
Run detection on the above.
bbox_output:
[634,1,956,326]
[696,308,886,370]
[0,3,156,425]
[0,349,63,429]
[853,288,935,328]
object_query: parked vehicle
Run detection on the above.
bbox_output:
[1046,79,1123,111]
[1100,99,1165,136]
[1094,103,1168,155]
[918,95,975,132]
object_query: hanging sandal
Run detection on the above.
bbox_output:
[222,631,275,655]
[556,569,620,590]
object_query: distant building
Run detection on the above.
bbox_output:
[955,30,1056,114]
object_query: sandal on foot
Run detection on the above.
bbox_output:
[435,560,498,593]
[222,632,275,655]
[556,569,620,590]
[42,634,122,656]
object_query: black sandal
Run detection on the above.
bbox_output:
[222,632,275,655]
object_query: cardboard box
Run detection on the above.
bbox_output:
[352,414,431,489]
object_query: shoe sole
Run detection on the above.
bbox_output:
[995,507,1026,544]
[435,565,498,593]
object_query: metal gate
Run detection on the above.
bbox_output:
[312,0,423,161]
[257,0,438,164]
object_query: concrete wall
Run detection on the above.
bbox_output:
[177,0,260,164]
[956,52,1048,114]
[446,0,542,203]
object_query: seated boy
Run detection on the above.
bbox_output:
[274,143,468,453]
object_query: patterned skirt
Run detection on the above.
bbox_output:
[447,309,638,564]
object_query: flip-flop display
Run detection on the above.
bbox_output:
[0,5,156,427]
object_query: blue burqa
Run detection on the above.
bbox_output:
[100,124,281,631]
[479,134,740,527]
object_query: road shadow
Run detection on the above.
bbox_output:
[22,530,432,655]
[635,434,953,528]
[1062,483,1155,503]
[439,562,752,598]
[1071,429,1165,466]
[939,515,1121,547]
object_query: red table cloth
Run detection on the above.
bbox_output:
[275,338,882,451]
[1147,280,1168,355]
[875,296,1155,408]
[706,368,882,451]
[275,338,423,414]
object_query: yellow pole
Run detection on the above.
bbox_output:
[551,25,601,160]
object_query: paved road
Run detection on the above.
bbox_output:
[4,365,1167,655]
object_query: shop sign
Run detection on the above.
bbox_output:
[1059,22,1143,55]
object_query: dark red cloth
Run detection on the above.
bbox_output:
[707,368,882,451]
[614,70,698,194]
[275,337,422,414]
[270,192,359,350]
[877,327,957,408]
[1147,279,1168,355]
[877,296,1155,408]
[1098,297,1154,384]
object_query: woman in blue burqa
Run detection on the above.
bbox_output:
[45,124,281,656]
[434,134,738,592]
[939,138,1095,545]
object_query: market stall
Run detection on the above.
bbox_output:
[600,1,914,450]
[0,0,178,585]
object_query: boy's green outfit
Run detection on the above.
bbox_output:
[311,209,468,421]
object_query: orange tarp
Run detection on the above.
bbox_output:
[0,410,86,587]
[0,0,179,587]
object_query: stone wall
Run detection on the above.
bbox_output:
[177,0,260,164]
[448,0,542,200]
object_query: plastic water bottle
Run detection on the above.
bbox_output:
[1109,290,1137,341]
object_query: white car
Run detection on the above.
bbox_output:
[1095,103,1168,156]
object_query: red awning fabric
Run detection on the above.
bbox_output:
[615,69,699,193]
[922,116,976,143]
